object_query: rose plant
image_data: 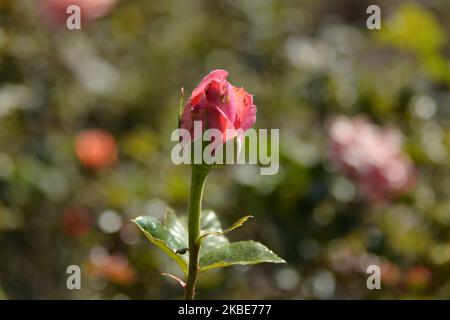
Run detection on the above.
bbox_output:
[133,70,285,299]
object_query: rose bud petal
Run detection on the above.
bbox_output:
[180,69,257,144]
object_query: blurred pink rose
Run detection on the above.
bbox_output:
[61,205,92,238]
[404,266,431,289]
[328,116,416,202]
[180,69,257,143]
[380,261,402,286]
[88,253,136,286]
[75,129,118,169]
[40,0,117,26]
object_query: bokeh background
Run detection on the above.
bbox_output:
[1,0,450,299]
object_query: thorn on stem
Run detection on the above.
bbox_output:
[161,273,186,289]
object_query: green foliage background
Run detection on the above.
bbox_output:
[1,0,450,299]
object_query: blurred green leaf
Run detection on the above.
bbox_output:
[379,3,445,55]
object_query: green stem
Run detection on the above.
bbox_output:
[185,165,210,300]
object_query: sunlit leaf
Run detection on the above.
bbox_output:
[199,240,286,272]
[199,210,229,253]
[134,209,285,275]
[133,208,188,275]
[198,215,253,242]
[198,211,285,272]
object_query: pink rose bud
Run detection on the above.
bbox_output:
[328,116,417,202]
[180,69,257,144]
